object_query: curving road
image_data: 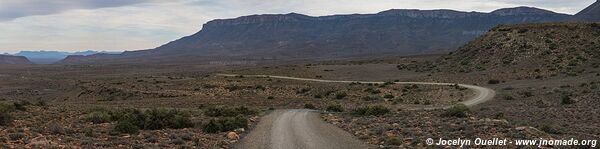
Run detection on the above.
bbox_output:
[220,73,496,149]
[216,73,495,109]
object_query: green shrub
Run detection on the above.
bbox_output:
[203,116,248,133]
[303,104,316,109]
[540,125,561,134]
[113,121,139,134]
[383,94,394,99]
[561,95,576,105]
[313,94,323,98]
[0,112,12,126]
[442,104,470,118]
[354,105,390,116]
[219,116,247,132]
[144,109,193,130]
[296,88,311,94]
[0,103,15,126]
[35,100,47,107]
[334,92,347,99]
[502,94,516,100]
[203,119,221,133]
[13,101,29,111]
[487,80,500,84]
[204,106,257,117]
[517,28,529,33]
[326,104,344,112]
[91,108,194,133]
[85,111,112,124]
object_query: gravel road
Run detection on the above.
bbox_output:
[221,73,496,149]
[234,109,372,149]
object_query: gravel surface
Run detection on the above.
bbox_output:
[235,109,372,149]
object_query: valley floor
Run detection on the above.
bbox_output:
[0,55,598,148]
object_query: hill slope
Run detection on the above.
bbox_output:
[60,7,571,64]
[0,55,33,65]
[574,0,600,22]
[434,23,600,78]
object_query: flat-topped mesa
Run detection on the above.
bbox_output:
[491,7,560,16]
[58,6,580,65]
[204,7,566,28]
[204,13,312,27]
[376,9,484,18]
[0,55,33,65]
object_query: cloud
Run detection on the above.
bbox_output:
[0,0,163,21]
[0,0,595,53]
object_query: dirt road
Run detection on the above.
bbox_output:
[216,73,496,109]
[221,73,496,149]
[234,109,372,149]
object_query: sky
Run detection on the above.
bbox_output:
[0,0,595,53]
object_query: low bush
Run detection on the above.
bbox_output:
[85,111,112,124]
[0,112,12,126]
[334,92,347,99]
[144,109,193,130]
[204,106,257,117]
[85,108,194,134]
[383,94,394,99]
[303,104,316,109]
[13,101,30,111]
[442,104,470,118]
[203,116,248,133]
[561,95,576,105]
[113,121,140,134]
[540,124,561,134]
[35,100,47,107]
[517,28,529,33]
[48,121,65,135]
[487,80,501,84]
[354,105,390,116]
[502,94,516,100]
[0,103,15,126]
[326,104,344,112]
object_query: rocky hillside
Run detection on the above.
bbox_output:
[434,23,600,78]
[0,55,33,65]
[574,0,600,22]
[61,7,571,64]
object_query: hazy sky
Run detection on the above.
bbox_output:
[0,0,595,53]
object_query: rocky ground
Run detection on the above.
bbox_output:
[1,51,598,148]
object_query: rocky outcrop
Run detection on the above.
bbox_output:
[435,23,600,76]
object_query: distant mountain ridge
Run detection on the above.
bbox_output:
[61,6,577,64]
[15,50,120,64]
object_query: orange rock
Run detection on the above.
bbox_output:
[227,132,239,140]
[386,131,397,139]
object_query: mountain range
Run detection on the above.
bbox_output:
[53,1,600,64]
[14,50,120,64]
